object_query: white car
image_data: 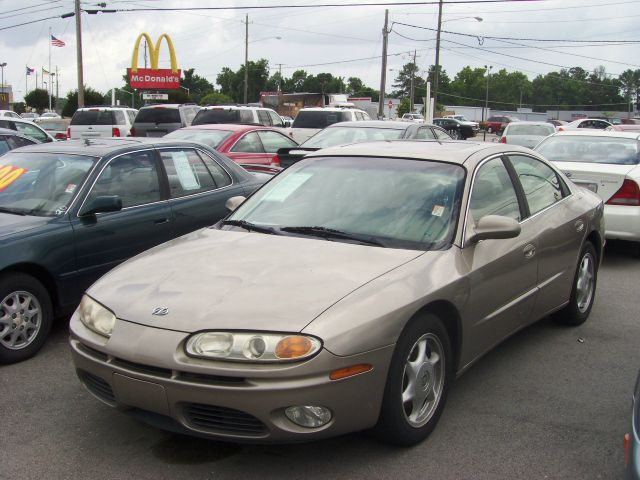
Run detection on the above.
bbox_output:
[0,116,55,142]
[0,110,21,119]
[500,121,555,149]
[401,113,425,123]
[289,107,371,143]
[68,106,138,139]
[558,118,612,131]
[535,130,640,242]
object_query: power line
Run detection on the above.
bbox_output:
[392,21,640,44]
[0,3,69,21]
[0,0,66,16]
[0,13,73,32]
[394,0,640,15]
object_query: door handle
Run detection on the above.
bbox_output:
[575,219,585,233]
[523,244,536,259]
[154,218,170,225]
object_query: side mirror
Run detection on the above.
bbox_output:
[466,215,521,245]
[225,195,246,212]
[80,195,123,216]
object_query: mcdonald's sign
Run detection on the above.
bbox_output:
[127,33,181,90]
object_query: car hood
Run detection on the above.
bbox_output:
[0,213,51,239]
[88,229,423,333]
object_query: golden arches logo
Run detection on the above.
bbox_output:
[130,33,178,73]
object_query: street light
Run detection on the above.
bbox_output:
[433,8,483,115]
[180,85,190,97]
[483,65,493,125]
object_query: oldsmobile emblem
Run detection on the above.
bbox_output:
[564,171,572,178]
[152,307,169,316]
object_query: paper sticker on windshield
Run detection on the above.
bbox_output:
[263,172,313,202]
[432,205,445,217]
[172,152,200,191]
[0,164,28,192]
[65,184,77,194]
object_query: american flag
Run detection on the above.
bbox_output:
[26,66,34,75]
[51,35,65,47]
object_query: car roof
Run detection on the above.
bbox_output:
[567,118,611,124]
[506,121,555,127]
[326,120,416,129]
[179,124,278,133]
[552,130,640,139]
[304,139,530,164]
[9,137,213,157]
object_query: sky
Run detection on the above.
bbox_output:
[1,0,639,103]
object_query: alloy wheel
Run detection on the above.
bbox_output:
[576,252,595,313]
[0,290,42,350]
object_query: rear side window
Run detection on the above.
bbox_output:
[231,132,265,153]
[268,111,284,127]
[14,122,47,142]
[199,151,232,188]
[509,155,565,215]
[113,111,126,125]
[415,127,436,140]
[257,110,271,126]
[7,135,36,148]
[71,110,115,126]
[257,130,297,153]
[0,138,9,154]
[135,108,181,124]
[160,149,216,197]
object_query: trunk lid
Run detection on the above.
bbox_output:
[552,161,638,201]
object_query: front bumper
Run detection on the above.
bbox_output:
[69,313,394,443]
[604,204,640,242]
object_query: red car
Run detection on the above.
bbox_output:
[484,115,518,133]
[164,124,298,167]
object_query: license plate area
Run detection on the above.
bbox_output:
[574,181,598,193]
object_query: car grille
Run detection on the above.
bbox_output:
[182,403,267,436]
[78,371,116,405]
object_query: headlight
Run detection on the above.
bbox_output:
[78,295,116,337]
[185,332,322,362]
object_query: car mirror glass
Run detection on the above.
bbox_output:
[80,195,123,216]
[225,195,246,212]
[466,215,521,245]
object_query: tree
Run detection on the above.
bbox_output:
[347,77,364,95]
[181,68,214,104]
[62,87,104,117]
[216,59,270,103]
[12,102,26,114]
[396,98,411,118]
[200,92,234,106]
[392,62,426,103]
[24,88,50,112]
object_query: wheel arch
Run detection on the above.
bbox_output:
[406,300,463,374]
[585,230,603,264]
[0,263,59,311]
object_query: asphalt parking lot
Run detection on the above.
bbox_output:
[2,241,638,480]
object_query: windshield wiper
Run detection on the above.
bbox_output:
[0,207,26,216]
[221,219,279,235]
[280,226,387,247]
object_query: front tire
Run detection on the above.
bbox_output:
[554,242,598,326]
[0,273,53,364]
[374,314,452,446]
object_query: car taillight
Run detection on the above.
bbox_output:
[54,132,67,140]
[270,154,281,167]
[558,126,564,132]
[112,127,121,137]
[607,179,640,206]
[500,136,507,143]
[67,127,71,139]
[130,127,136,137]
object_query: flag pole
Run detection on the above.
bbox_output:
[48,27,52,111]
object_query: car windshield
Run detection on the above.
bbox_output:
[302,127,405,148]
[536,136,640,165]
[0,152,97,216]
[508,125,555,136]
[292,111,348,129]
[164,128,234,149]
[228,156,465,250]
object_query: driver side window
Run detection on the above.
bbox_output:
[469,158,521,222]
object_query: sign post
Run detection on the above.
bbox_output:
[388,100,393,118]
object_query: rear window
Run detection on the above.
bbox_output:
[71,110,115,126]
[135,107,181,124]
[292,111,349,129]
[536,136,640,165]
[192,109,254,126]
[40,121,67,131]
[507,125,555,136]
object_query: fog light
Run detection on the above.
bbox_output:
[285,406,332,428]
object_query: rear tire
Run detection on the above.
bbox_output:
[554,242,598,326]
[373,314,452,446]
[0,273,53,364]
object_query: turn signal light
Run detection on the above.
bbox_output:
[275,336,313,359]
[329,364,373,380]
[607,179,640,206]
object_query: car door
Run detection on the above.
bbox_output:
[506,153,583,320]
[159,147,245,237]
[227,131,271,165]
[460,155,539,364]
[69,149,173,298]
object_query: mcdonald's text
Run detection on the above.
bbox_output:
[128,68,181,89]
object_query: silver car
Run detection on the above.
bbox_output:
[70,140,604,445]
[500,121,555,148]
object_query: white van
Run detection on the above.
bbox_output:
[68,106,138,139]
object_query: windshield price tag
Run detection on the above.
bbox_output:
[0,164,28,192]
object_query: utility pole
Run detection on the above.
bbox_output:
[519,87,523,109]
[275,63,284,92]
[48,27,52,111]
[433,0,443,116]
[74,0,84,107]
[483,65,492,123]
[378,9,389,119]
[56,66,59,109]
[244,14,249,104]
[409,50,416,112]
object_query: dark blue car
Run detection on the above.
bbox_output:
[0,138,267,363]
